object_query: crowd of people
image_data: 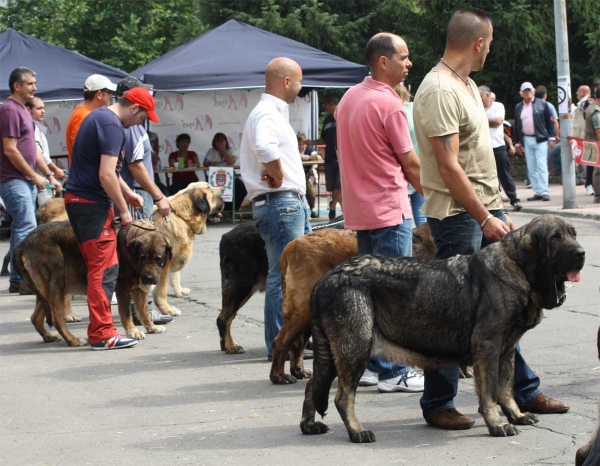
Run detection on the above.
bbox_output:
[1,4,599,437]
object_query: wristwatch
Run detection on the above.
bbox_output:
[45,172,54,179]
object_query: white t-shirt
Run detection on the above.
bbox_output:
[239,93,306,200]
[34,122,51,164]
[486,101,505,149]
[205,147,240,174]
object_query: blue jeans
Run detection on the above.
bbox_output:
[357,218,414,380]
[0,179,37,285]
[420,210,540,421]
[523,136,550,196]
[409,192,426,226]
[548,144,561,176]
[253,194,311,357]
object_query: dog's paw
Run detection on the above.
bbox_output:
[349,430,376,443]
[43,333,62,343]
[514,412,539,426]
[271,374,297,385]
[225,343,245,354]
[459,365,474,379]
[146,325,166,334]
[64,312,82,323]
[291,368,312,380]
[180,287,191,296]
[162,306,182,317]
[488,423,519,437]
[127,328,146,340]
[300,420,329,435]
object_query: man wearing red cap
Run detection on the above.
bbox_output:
[65,87,160,350]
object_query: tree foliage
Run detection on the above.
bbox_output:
[1,0,598,114]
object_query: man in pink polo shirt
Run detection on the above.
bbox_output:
[335,32,424,393]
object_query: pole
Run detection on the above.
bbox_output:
[310,89,319,141]
[554,0,577,208]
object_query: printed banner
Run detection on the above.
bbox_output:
[208,167,235,202]
[568,137,600,167]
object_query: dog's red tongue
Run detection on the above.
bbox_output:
[567,270,581,283]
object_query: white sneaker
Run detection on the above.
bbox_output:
[358,368,378,386]
[378,371,424,393]
[586,185,595,196]
[111,292,118,305]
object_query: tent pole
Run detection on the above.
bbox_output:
[310,89,319,140]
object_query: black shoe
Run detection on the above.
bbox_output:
[9,281,20,293]
[527,194,543,201]
[542,194,550,201]
[512,201,522,211]
[328,210,335,220]
[310,211,318,219]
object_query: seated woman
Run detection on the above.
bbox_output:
[204,133,247,211]
[168,133,200,195]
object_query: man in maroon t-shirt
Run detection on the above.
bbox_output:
[0,67,59,294]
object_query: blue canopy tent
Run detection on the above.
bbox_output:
[132,20,368,92]
[132,20,367,139]
[0,29,127,102]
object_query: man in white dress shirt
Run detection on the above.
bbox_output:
[239,57,311,360]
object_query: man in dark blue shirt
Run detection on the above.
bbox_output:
[306,95,340,220]
[65,87,160,350]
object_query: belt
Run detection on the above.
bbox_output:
[523,134,535,137]
[252,191,301,203]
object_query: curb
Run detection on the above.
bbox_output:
[517,207,600,222]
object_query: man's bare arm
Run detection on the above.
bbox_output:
[488,116,503,127]
[395,149,422,194]
[2,137,46,189]
[431,134,508,241]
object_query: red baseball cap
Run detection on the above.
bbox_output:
[123,87,160,122]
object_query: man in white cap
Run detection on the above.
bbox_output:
[65,74,118,166]
[512,81,556,202]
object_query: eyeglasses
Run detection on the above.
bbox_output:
[100,89,113,95]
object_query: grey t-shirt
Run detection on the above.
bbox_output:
[120,124,153,189]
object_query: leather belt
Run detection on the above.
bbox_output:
[523,134,535,137]
[252,191,301,203]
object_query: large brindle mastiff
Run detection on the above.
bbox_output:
[300,215,585,442]
[270,223,435,384]
[13,220,172,346]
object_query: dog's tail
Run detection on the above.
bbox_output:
[310,285,337,418]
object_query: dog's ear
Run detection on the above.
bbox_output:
[515,229,539,281]
[193,191,211,214]
[127,237,146,270]
[162,240,173,268]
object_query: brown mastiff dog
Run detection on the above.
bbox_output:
[13,220,172,346]
[36,197,68,224]
[270,222,435,384]
[150,182,224,316]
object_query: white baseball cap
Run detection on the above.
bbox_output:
[520,82,534,92]
[84,74,117,92]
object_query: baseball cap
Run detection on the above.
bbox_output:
[520,82,534,92]
[84,74,117,92]
[123,87,160,123]
[116,76,153,96]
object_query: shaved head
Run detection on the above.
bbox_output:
[447,8,493,50]
[266,57,301,84]
[265,57,303,104]
[365,33,403,71]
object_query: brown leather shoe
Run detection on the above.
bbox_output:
[518,393,569,414]
[427,408,476,430]
[18,283,34,296]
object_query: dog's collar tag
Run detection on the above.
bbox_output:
[555,281,568,304]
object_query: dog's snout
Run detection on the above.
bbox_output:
[142,275,157,285]
[575,247,585,260]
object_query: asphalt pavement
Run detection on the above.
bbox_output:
[1,187,599,466]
